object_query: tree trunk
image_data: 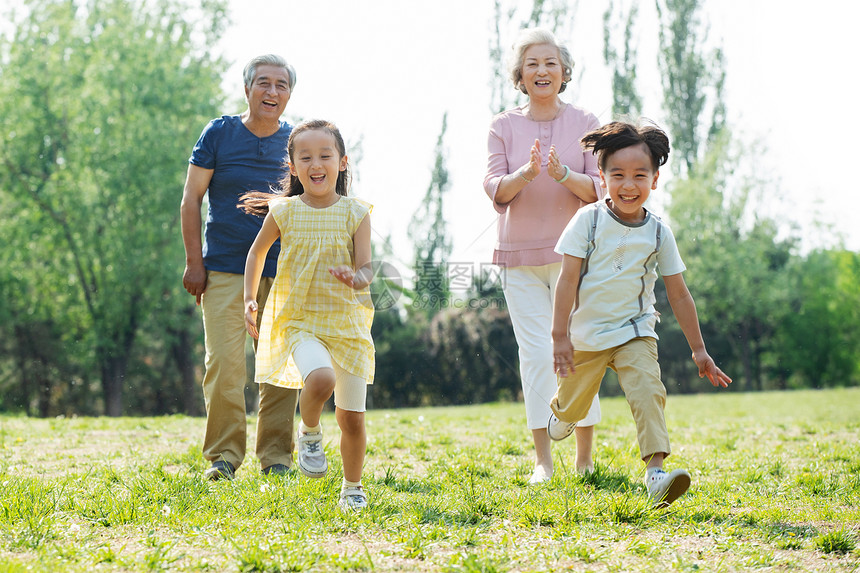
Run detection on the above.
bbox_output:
[740,323,755,391]
[170,309,201,416]
[100,318,137,417]
[102,355,126,417]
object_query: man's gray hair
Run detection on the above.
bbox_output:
[243,54,296,91]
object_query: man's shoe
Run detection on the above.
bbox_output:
[547,414,576,441]
[203,460,235,481]
[261,463,292,476]
[646,468,691,508]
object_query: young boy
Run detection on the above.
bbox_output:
[547,121,732,508]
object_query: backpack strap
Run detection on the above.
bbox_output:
[575,207,600,313]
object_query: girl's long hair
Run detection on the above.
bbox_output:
[238,119,351,217]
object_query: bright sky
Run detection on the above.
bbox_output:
[218,1,856,273]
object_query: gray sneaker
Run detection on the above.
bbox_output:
[297,426,327,478]
[338,486,368,510]
[547,414,576,441]
[646,468,691,508]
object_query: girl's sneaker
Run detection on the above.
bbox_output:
[646,468,691,508]
[338,486,368,510]
[297,425,327,478]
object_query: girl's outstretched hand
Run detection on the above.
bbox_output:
[693,351,732,388]
[329,265,357,288]
[244,300,259,340]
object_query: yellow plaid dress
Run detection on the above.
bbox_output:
[254,195,375,388]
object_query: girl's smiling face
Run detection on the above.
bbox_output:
[600,143,659,224]
[288,129,347,206]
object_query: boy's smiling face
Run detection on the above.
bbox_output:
[600,143,659,224]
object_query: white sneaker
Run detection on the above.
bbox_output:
[547,414,576,441]
[528,466,552,484]
[297,425,327,478]
[646,468,691,508]
[338,486,368,510]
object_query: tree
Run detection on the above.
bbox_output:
[776,249,860,388]
[658,134,797,392]
[656,0,726,176]
[0,0,227,415]
[409,112,453,316]
[602,0,642,119]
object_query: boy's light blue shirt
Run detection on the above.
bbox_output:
[555,200,686,352]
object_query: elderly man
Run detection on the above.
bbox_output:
[180,54,299,480]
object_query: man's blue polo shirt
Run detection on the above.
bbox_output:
[189,115,292,277]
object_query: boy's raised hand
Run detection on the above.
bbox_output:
[552,334,576,378]
[693,351,732,388]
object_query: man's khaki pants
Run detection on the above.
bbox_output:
[201,271,298,471]
[551,337,671,460]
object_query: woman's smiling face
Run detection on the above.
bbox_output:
[520,43,563,98]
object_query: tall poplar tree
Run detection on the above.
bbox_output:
[602,0,642,119]
[409,112,453,316]
[656,0,726,176]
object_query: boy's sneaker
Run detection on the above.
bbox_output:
[297,426,327,478]
[338,486,368,510]
[547,414,576,441]
[646,468,691,508]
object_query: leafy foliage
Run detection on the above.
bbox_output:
[656,0,726,176]
[409,112,452,317]
[0,0,227,415]
[602,0,642,119]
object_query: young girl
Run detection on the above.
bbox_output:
[242,120,374,510]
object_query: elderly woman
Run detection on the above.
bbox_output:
[483,28,602,484]
[181,54,300,480]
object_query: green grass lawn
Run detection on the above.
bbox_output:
[1,388,858,572]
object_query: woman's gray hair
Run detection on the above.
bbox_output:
[243,54,297,91]
[508,28,573,95]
